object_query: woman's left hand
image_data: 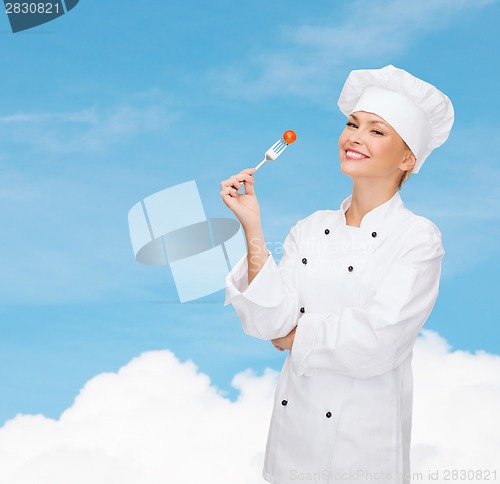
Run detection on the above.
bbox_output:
[272,326,297,351]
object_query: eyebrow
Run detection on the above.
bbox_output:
[350,113,389,128]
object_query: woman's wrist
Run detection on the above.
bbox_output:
[245,225,269,285]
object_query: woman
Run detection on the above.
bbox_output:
[220,65,454,484]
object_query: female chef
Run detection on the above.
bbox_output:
[220,65,454,484]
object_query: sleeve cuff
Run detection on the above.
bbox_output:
[224,249,286,308]
[290,312,340,376]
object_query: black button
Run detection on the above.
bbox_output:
[302,258,307,265]
[282,400,288,406]
[324,229,330,235]
[372,232,377,238]
[326,411,332,418]
[348,266,354,272]
[300,307,305,313]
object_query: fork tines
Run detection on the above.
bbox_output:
[272,138,288,155]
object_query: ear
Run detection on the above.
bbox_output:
[401,150,416,172]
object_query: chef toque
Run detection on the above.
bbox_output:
[337,65,454,174]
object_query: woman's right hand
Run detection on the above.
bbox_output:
[220,167,261,229]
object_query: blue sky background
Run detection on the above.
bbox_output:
[0,0,499,425]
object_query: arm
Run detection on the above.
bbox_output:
[291,221,445,379]
[245,224,269,286]
[224,222,301,341]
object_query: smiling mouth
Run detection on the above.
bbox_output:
[345,150,369,160]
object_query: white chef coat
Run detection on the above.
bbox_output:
[224,190,445,484]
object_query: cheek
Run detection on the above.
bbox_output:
[338,130,348,149]
[371,139,398,162]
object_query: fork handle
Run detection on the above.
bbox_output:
[254,158,266,171]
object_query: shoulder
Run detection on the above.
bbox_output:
[399,206,443,241]
[396,211,445,261]
[295,209,337,231]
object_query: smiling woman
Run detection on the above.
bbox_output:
[220,65,454,484]
[339,111,417,195]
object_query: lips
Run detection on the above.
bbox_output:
[345,149,369,160]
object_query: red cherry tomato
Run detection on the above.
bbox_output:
[283,130,297,144]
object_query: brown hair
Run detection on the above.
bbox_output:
[398,142,415,190]
[398,167,413,190]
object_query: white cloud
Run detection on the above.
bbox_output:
[209,0,496,102]
[0,330,498,483]
[411,330,500,474]
[0,351,276,484]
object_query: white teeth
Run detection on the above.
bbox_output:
[346,150,366,159]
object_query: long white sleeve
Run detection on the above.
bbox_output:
[224,223,301,340]
[225,213,445,380]
[291,221,445,379]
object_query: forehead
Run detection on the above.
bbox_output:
[349,110,393,128]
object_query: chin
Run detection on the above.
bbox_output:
[340,162,366,177]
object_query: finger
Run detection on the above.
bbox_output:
[230,173,256,188]
[220,175,246,190]
[240,168,257,175]
[228,177,243,190]
[220,179,235,191]
[227,185,239,197]
[244,179,255,196]
[228,174,256,193]
[220,181,241,194]
[221,192,238,211]
[220,186,237,201]
[221,183,239,195]
[233,173,255,183]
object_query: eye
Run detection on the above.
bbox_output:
[346,121,358,128]
[371,129,384,136]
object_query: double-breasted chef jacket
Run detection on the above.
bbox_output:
[224,190,445,484]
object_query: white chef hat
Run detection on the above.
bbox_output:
[337,65,454,174]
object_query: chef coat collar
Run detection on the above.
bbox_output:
[340,190,404,230]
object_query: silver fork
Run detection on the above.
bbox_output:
[231,137,289,191]
[254,137,288,171]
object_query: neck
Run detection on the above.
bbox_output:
[345,179,399,228]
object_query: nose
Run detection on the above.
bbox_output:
[348,131,363,145]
